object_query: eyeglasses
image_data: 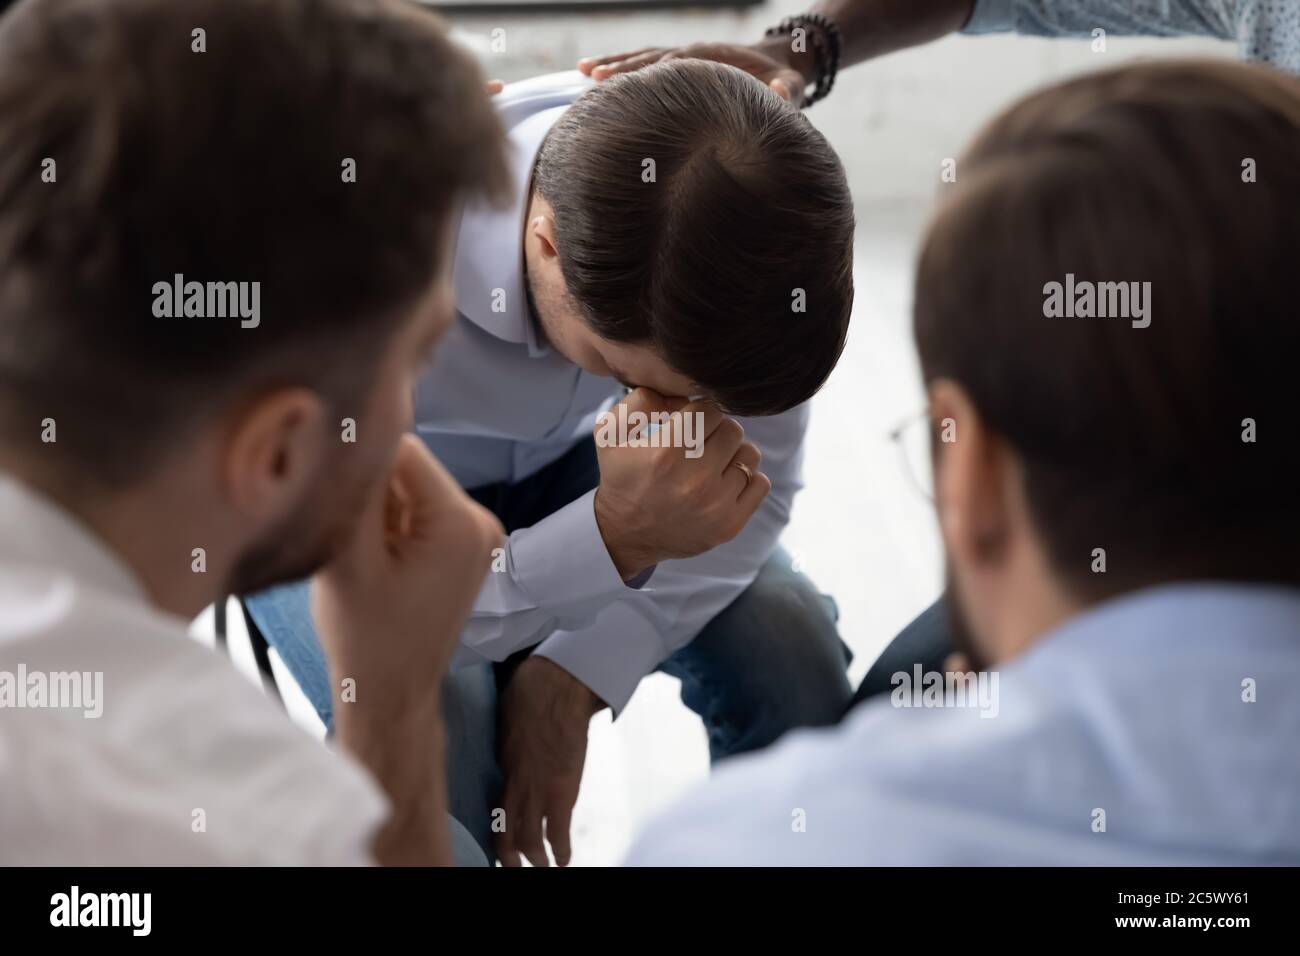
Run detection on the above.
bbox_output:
[888,409,935,502]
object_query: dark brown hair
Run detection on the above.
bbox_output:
[0,0,508,487]
[915,59,1300,598]
[534,59,855,417]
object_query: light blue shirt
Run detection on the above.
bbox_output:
[433,73,810,713]
[966,0,1300,72]
[628,584,1300,864]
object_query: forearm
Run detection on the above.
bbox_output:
[457,488,641,663]
[333,684,450,866]
[758,0,976,79]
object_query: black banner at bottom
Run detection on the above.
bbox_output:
[0,865,1283,941]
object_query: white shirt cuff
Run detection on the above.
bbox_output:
[534,602,668,715]
[510,488,628,607]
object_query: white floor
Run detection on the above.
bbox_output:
[191,200,945,866]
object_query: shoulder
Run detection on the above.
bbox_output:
[492,70,594,124]
[626,673,1085,865]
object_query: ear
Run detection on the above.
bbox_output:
[528,199,560,262]
[219,387,330,522]
[928,378,1013,572]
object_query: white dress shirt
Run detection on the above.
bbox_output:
[0,474,387,865]
[434,73,810,712]
[628,584,1300,865]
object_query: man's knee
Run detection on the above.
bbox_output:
[672,548,853,754]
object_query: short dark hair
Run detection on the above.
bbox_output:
[0,0,508,488]
[534,60,855,417]
[915,59,1300,599]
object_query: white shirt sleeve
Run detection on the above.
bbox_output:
[453,487,647,666]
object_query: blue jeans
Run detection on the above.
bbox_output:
[845,597,951,713]
[246,437,852,860]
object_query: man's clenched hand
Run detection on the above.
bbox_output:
[594,387,771,580]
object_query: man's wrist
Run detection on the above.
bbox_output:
[329,664,444,736]
[517,655,607,718]
[564,670,607,719]
[593,488,653,581]
[551,665,605,717]
[762,12,842,106]
[754,34,818,85]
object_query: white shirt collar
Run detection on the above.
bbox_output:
[452,73,593,357]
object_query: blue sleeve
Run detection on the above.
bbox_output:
[963,1,1299,75]
[964,0,1233,42]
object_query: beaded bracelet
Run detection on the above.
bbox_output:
[763,12,842,108]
